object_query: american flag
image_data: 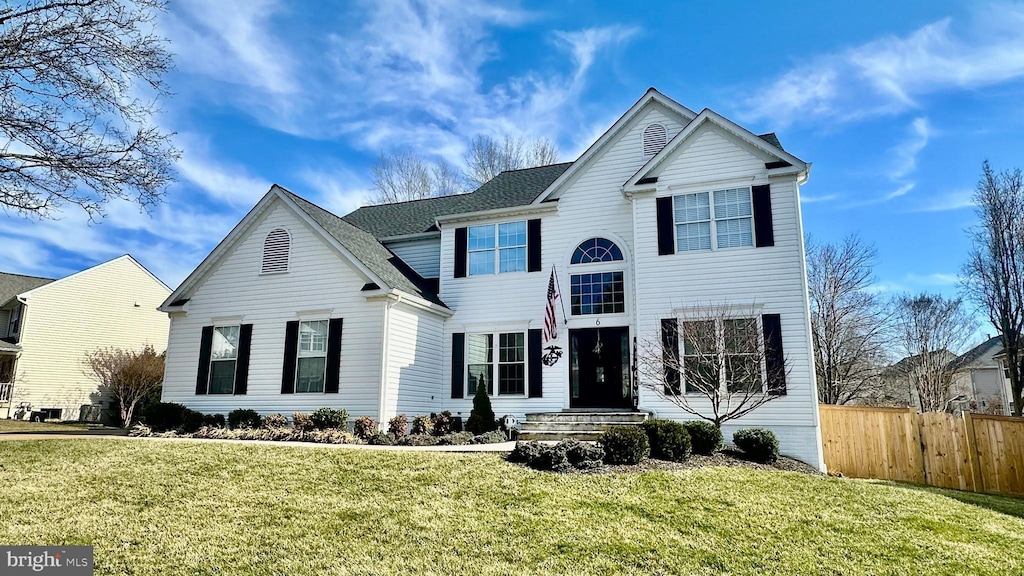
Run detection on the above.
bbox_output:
[543,269,559,341]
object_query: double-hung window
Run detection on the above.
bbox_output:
[468,221,526,275]
[209,325,240,394]
[467,332,526,396]
[296,320,328,393]
[681,317,762,394]
[674,187,753,252]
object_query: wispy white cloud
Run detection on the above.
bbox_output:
[740,5,1024,127]
[174,134,272,206]
[298,168,374,216]
[906,272,961,286]
[800,193,840,204]
[911,189,976,212]
[891,117,930,180]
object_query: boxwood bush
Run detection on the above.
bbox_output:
[683,420,724,455]
[141,402,190,432]
[508,440,604,472]
[642,419,692,462]
[228,409,262,430]
[600,427,650,465]
[733,428,780,464]
[311,408,348,430]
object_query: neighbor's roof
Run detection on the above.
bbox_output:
[887,349,958,375]
[757,133,783,150]
[949,335,1004,371]
[0,339,19,353]
[343,163,572,238]
[0,272,54,307]
[281,188,447,307]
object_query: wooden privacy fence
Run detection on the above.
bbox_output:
[819,404,1024,496]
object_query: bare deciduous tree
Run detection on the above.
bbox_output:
[963,161,1024,417]
[637,304,787,428]
[806,235,891,404]
[463,135,559,188]
[84,345,165,426]
[368,152,468,204]
[0,0,179,219]
[890,293,976,413]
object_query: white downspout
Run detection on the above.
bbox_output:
[377,293,402,425]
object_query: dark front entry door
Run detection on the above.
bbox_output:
[569,327,631,409]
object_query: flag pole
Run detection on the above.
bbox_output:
[551,263,568,325]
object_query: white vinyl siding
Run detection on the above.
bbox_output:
[385,236,441,280]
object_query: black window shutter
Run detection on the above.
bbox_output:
[660,319,681,395]
[454,227,468,278]
[281,321,299,394]
[527,219,542,272]
[528,329,542,398]
[762,314,786,395]
[656,196,675,255]
[325,318,343,393]
[196,326,214,395]
[752,185,775,247]
[451,333,465,398]
[233,324,253,395]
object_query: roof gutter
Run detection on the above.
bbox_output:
[434,202,558,227]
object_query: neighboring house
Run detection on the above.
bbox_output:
[1,255,171,422]
[950,336,1012,415]
[159,88,825,469]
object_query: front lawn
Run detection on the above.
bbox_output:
[0,419,92,433]
[0,439,1020,575]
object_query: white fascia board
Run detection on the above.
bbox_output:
[379,231,441,243]
[367,290,454,318]
[623,109,809,191]
[434,202,558,227]
[532,88,697,205]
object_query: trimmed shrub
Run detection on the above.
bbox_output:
[733,428,780,464]
[470,430,506,444]
[292,412,314,432]
[179,409,206,434]
[400,434,440,446]
[642,419,692,462]
[533,442,573,472]
[563,439,605,470]
[311,407,348,430]
[601,426,650,465]
[353,416,376,440]
[437,432,473,445]
[262,413,288,429]
[388,414,409,439]
[141,402,189,432]
[450,414,464,433]
[410,414,432,436]
[465,384,498,435]
[684,420,724,455]
[228,409,262,430]
[367,431,393,445]
[508,441,544,464]
[204,413,226,429]
[430,411,453,436]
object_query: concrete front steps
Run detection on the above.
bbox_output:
[518,411,649,441]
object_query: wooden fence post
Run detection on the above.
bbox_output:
[962,411,984,493]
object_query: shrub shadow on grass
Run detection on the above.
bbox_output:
[874,480,1024,519]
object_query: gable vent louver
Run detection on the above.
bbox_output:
[643,123,667,157]
[261,228,291,274]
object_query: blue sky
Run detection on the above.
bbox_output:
[2,0,1023,333]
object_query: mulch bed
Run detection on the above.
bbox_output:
[588,448,821,475]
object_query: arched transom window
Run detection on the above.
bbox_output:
[571,238,624,264]
[261,228,291,273]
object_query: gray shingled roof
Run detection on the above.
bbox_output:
[0,339,20,353]
[0,272,54,307]
[757,133,784,150]
[949,335,1004,371]
[343,163,572,238]
[279,187,447,308]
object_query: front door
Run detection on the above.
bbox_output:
[569,327,631,408]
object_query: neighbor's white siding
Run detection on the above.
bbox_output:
[13,256,170,419]
[633,123,822,467]
[386,236,441,280]
[382,300,444,422]
[161,199,386,419]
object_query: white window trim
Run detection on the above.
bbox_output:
[672,187,755,253]
[209,324,240,395]
[465,330,528,398]
[295,319,329,394]
[677,315,767,397]
[467,221,527,276]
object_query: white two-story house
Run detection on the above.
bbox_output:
[159,89,824,468]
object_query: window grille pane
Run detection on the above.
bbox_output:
[468,364,493,395]
[209,360,236,394]
[570,272,624,315]
[498,247,526,273]
[299,320,329,354]
[499,332,524,362]
[212,326,239,360]
[675,222,711,251]
[716,217,753,248]
[467,334,492,365]
[674,192,710,223]
[713,188,752,219]
[468,251,493,275]
[467,225,495,251]
[497,221,526,248]
[499,363,525,395]
[296,357,326,393]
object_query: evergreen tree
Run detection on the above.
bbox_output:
[465,377,498,434]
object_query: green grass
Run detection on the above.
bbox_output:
[0,419,92,432]
[0,439,1020,575]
